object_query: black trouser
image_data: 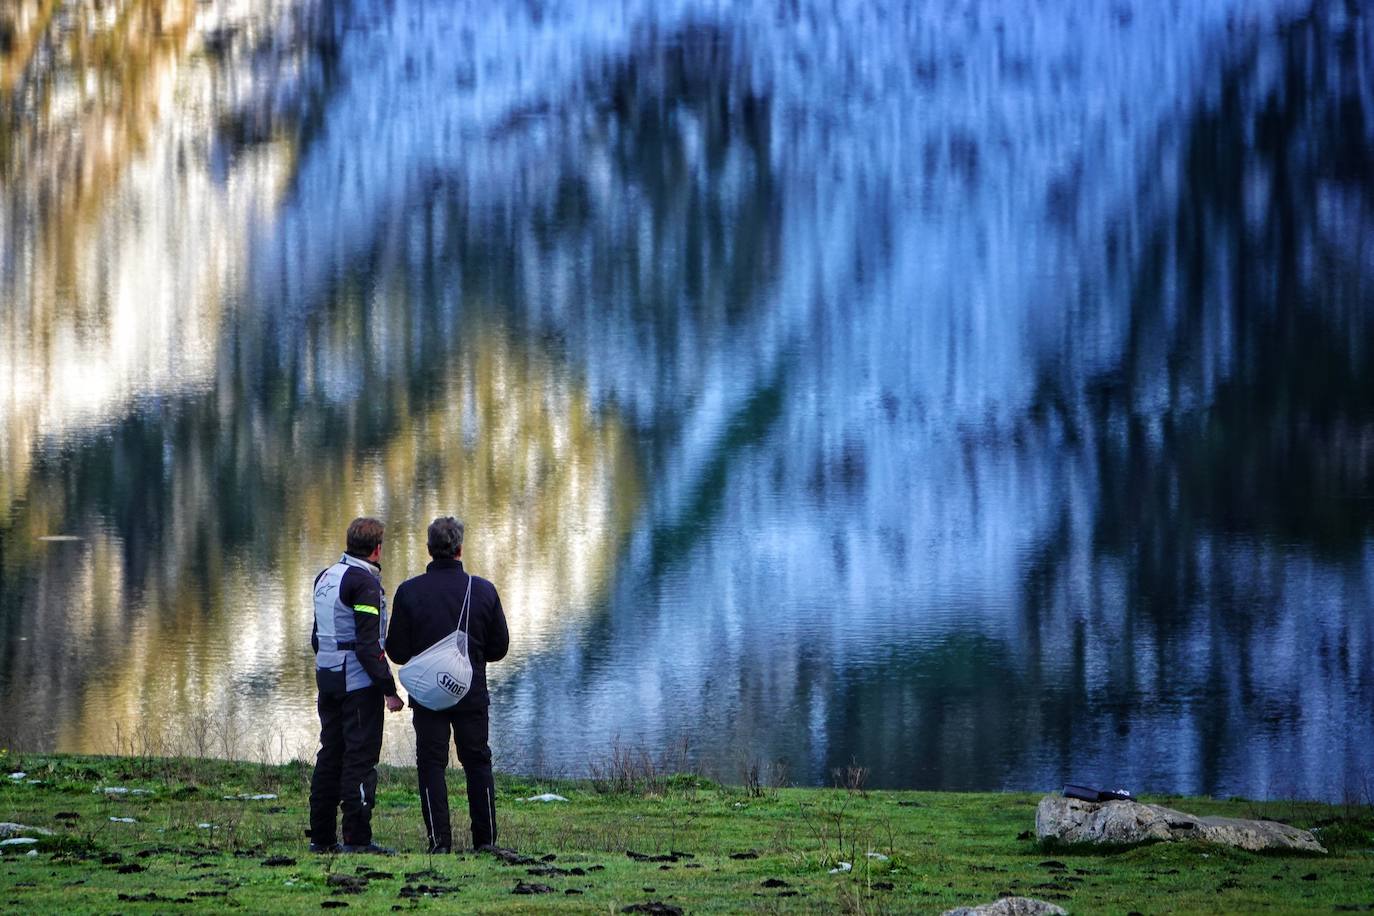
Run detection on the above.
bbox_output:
[309,676,384,846]
[412,703,496,850]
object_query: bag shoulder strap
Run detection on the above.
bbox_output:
[456,573,473,638]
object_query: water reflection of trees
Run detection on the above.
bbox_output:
[3,0,1370,796]
[500,5,1374,798]
[875,8,1369,799]
[0,3,654,755]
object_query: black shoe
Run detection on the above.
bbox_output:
[427,844,452,855]
[341,843,395,855]
[308,842,342,854]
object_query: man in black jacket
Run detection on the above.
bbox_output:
[386,516,510,853]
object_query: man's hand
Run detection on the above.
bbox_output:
[385,694,404,713]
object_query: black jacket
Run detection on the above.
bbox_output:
[386,558,509,710]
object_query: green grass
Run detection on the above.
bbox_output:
[0,752,1371,913]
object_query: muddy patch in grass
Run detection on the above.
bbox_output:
[512,881,555,894]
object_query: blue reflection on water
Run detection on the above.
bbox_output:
[0,0,1371,799]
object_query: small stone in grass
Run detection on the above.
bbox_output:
[761,879,789,888]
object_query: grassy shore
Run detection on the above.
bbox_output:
[0,752,1370,913]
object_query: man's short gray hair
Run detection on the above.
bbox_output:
[427,516,465,559]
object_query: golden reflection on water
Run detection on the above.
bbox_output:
[1,311,641,759]
[0,0,297,517]
[0,0,641,760]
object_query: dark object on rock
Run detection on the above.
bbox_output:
[762,878,790,888]
[482,846,536,865]
[513,881,556,894]
[621,904,685,916]
[116,863,146,874]
[1063,784,1134,803]
[263,856,298,867]
[729,851,760,860]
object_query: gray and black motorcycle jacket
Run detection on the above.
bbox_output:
[311,553,398,696]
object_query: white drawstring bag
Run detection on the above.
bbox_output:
[397,574,474,710]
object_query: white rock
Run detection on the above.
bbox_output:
[26,849,37,857]
[99,787,130,795]
[109,817,136,824]
[0,837,38,846]
[0,823,52,838]
[943,898,1068,916]
[865,851,889,861]
[1035,795,1327,853]
[829,861,852,874]
[8,772,26,780]
[223,793,278,800]
[521,793,569,802]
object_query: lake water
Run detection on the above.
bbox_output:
[1,0,1371,801]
